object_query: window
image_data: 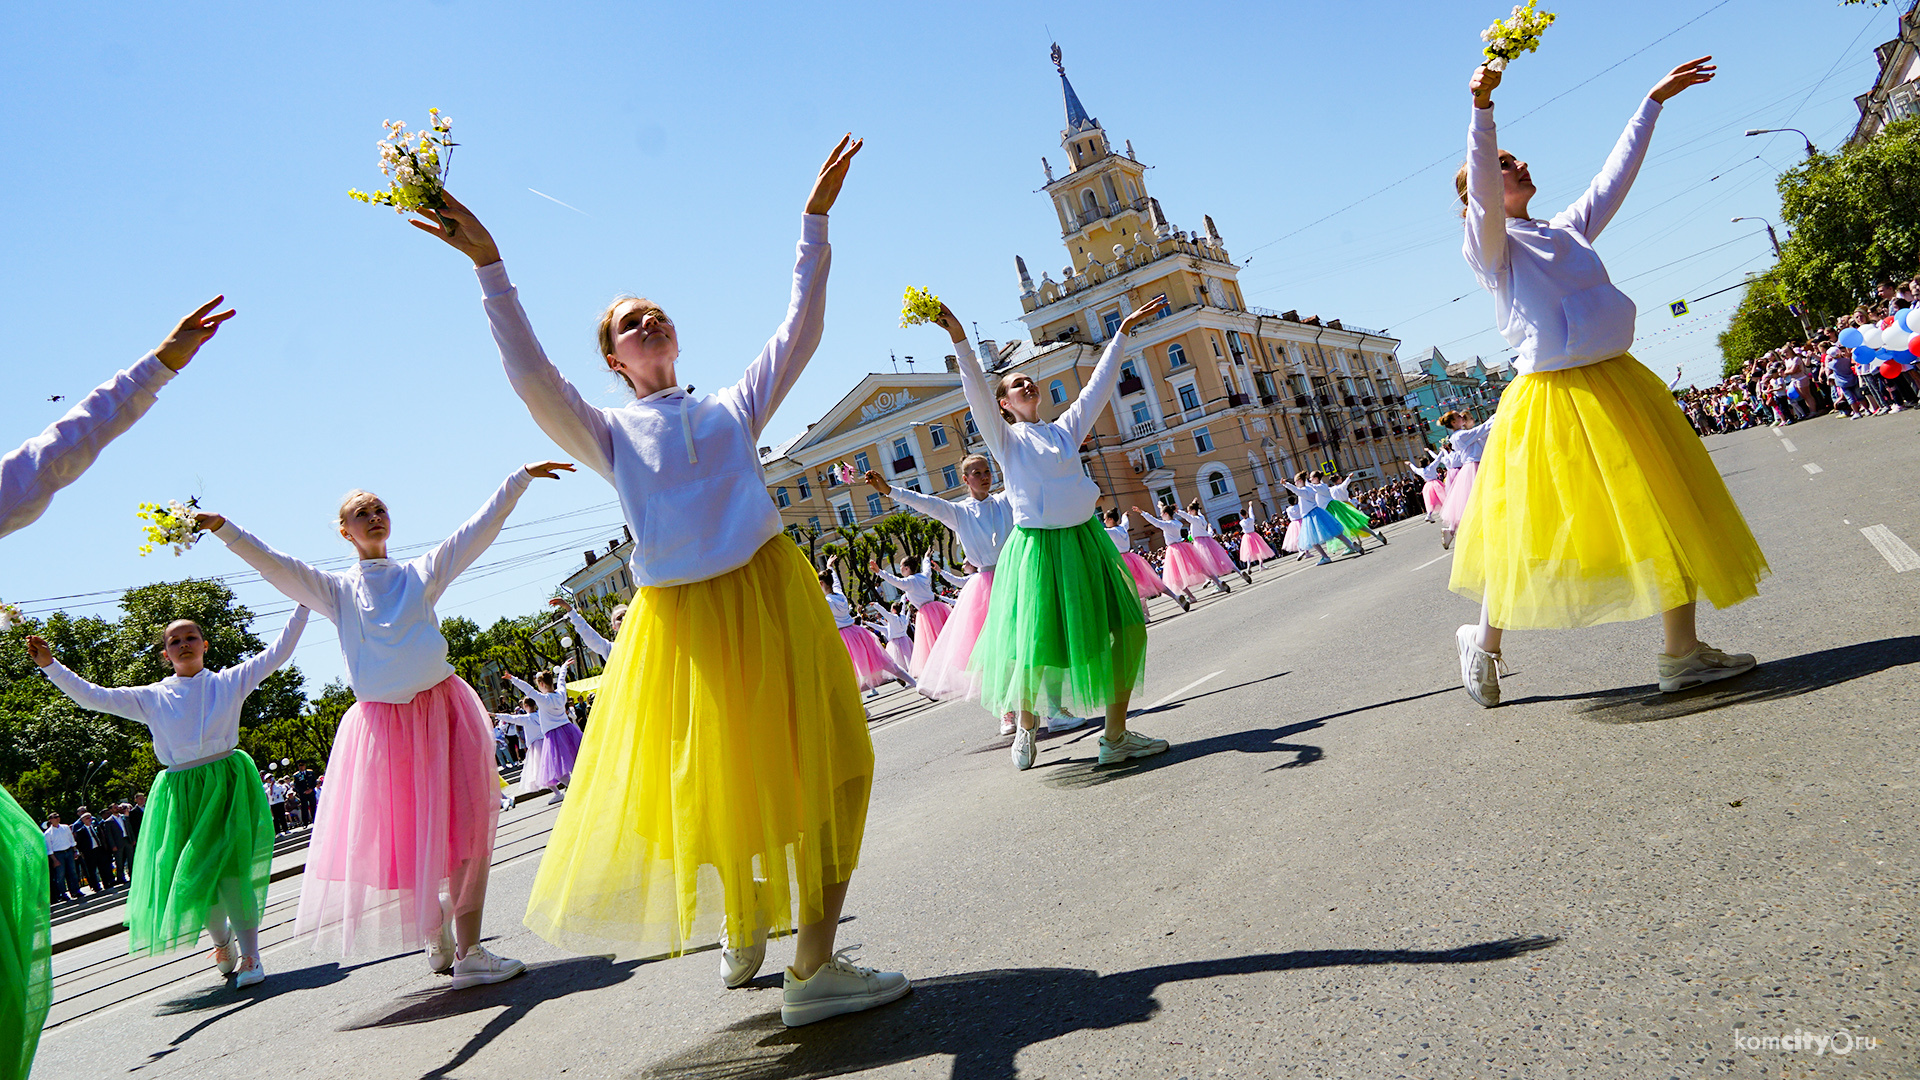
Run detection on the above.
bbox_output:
[797,476,811,499]
[941,464,959,489]
[854,451,870,474]
[809,516,821,532]
[929,423,949,448]
[1102,310,1123,338]
[1256,371,1277,398]
[964,412,979,437]
[1226,330,1245,359]
[866,494,884,518]
[775,486,790,508]
[1208,472,1230,498]
[1130,402,1152,427]
[905,480,922,493]
[1144,445,1163,470]
[1048,379,1067,405]
[1193,426,1213,453]
[1168,343,1188,368]
[1120,358,1139,381]
[836,502,855,526]
[1178,383,1201,411]
[1154,486,1175,507]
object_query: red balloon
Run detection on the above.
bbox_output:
[1882,360,1905,379]
[1910,334,1920,357]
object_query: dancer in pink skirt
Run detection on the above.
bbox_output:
[821,571,913,693]
[1239,502,1278,571]
[863,459,1009,703]
[864,603,915,674]
[1137,502,1231,599]
[870,555,953,677]
[1437,410,1497,551]
[502,663,584,805]
[1106,508,1188,619]
[195,461,573,988]
[1177,500,1252,585]
[1409,454,1447,522]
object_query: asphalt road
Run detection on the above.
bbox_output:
[31,409,1920,1079]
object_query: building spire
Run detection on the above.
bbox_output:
[1051,43,1096,131]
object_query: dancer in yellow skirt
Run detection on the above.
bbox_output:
[1450,55,1768,706]
[413,135,909,1028]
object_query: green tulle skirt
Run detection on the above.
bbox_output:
[968,516,1147,717]
[1327,500,1375,537]
[1,785,50,1080]
[130,750,274,955]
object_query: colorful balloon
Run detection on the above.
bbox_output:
[1839,327,1865,348]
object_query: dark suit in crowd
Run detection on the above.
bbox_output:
[70,818,110,893]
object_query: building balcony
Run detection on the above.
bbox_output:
[1342,394,1358,407]
[1361,395,1376,405]
[1259,392,1278,407]
[1293,394,1310,409]
[1315,394,1332,407]
[1226,392,1249,408]
[892,455,915,473]
[1117,374,1146,396]
[1130,420,1159,439]
[1305,432,1322,446]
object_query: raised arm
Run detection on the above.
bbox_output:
[421,465,552,597]
[1136,507,1179,530]
[1559,97,1662,241]
[940,310,1009,462]
[1464,68,1509,276]
[206,521,342,621]
[34,651,152,725]
[220,607,311,698]
[505,675,540,701]
[938,565,971,588]
[2,357,175,539]
[564,610,612,659]
[878,482,961,530]
[477,264,618,479]
[1057,296,1167,445]
[872,565,909,590]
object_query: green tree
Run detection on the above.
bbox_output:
[1716,268,1804,376]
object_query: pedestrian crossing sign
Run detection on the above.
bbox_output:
[1669,299,1688,318]
[1320,460,1335,474]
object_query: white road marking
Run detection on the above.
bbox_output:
[1771,427,1784,437]
[1861,525,1920,572]
[1148,669,1225,710]
[1803,463,1823,474]
[1781,438,1797,453]
[1411,552,1454,572]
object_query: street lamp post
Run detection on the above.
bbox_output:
[1732,216,1814,337]
[1745,127,1819,160]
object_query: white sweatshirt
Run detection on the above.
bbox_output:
[1175,510,1216,539]
[1284,504,1304,522]
[1465,99,1659,375]
[479,215,829,588]
[1135,509,1187,546]
[213,468,533,704]
[2,353,176,540]
[883,486,1014,569]
[1282,481,1333,510]
[41,608,310,768]
[1411,459,1443,483]
[1327,480,1354,504]
[564,610,613,660]
[956,329,1127,529]
[1448,417,1498,463]
[1104,523,1131,551]
[875,568,938,607]
[506,669,576,737]
[876,610,910,639]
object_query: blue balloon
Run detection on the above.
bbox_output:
[1854,345,1876,362]
[1787,385,1801,399]
[1839,327,1865,348]
[1899,308,1914,333]
[1876,347,1895,360]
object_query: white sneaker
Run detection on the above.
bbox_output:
[780,949,911,1027]
[1097,730,1169,764]
[1176,594,1192,612]
[1658,642,1757,692]
[234,955,265,988]
[1043,714,1088,734]
[1011,727,1038,770]
[997,716,1016,736]
[211,937,237,976]
[720,927,767,988]
[427,922,456,974]
[1456,624,1505,708]
[449,945,526,989]
[547,790,566,805]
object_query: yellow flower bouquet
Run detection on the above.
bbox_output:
[1482,1,1556,71]
[136,498,202,557]
[349,108,457,217]
[899,286,944,329]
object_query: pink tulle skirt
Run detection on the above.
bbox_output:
[885,636,913,672]
[1423,480,1447,513]
[1440,460,1479,531]
[296,675,499,956]
[1241,530,1277,564]
[840,625,906,691]
[524,721,582,789]
[915,569,993,701]
[1282,520,1301,553]
[1193,536,1239,577]
[1120,551,1169,598]
[1162,541,1214,594]
[909,600,953,677]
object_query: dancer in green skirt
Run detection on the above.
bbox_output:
[28,607,308,988]
[927,296,1173,771]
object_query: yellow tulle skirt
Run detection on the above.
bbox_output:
[1450,354,1769,629]
[524,536,874,958]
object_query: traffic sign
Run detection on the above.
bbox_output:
[1669,299,1688,318]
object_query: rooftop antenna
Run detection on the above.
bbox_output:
[904,355,916,373]
[889,351,900,373]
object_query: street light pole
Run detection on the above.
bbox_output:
[1732,216,1814,337]
[1745,127,1819,160]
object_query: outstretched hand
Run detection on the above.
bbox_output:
[548,597,574,614]
[1470,64,1502,109]
[1118,295,1170,336]
[192,511,226,533]
[804,134,863,216]
[1650,56,1714,103]
[156,297,238,372]
[933,302,967,344]
[24,636,52,668]
[524,461,577,480]
[862,469,892,495]
[411,190,502,267]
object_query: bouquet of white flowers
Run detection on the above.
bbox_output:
[1482,1,1556,71]
[136,498,203,557]
[899,286,943,329]
[349,108,457,219]
[0,602,21,631]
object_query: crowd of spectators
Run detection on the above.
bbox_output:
[1680,277,1920,433]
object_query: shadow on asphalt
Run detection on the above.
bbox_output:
[1040,719,1326,789]
[633,936,1561,1080]
[1503,636,1920,723]
[138,954,398,1067]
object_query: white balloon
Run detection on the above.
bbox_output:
[1885,327,1912,351]
[1862,324,1884,349]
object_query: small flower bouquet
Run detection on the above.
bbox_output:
[1482,1,1556,71]
[0,602,21,631]
[136,498,203,557]
[899,286,944,329]
[349,108,457,218]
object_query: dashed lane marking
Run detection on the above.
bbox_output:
[1862,525,1920,572]
[1804,463,1823,474]
[1781,438,1798,452]
[1771,427,1784,437]
[1411,551,1454,572]
[1147,669,1225,710]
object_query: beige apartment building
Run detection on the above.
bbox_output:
[761,49,1425,551]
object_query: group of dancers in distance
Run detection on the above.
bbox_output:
[0,48,1775,1078]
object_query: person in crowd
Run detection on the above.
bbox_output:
[43,813,81,905]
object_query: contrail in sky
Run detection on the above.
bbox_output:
[528,188,588,216]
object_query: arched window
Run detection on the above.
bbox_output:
[1168,343,1188,368]
[1048,379,1067,405]
[1207,470,1231,498]
[1082,190,1100,218]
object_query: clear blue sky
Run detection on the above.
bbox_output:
[0,0,1892,692]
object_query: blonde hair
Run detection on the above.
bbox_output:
[596,295,666,396]
[1439,410,1471,428]
[959,453,991,475]
[1455,161,1470,216]
[991,375,1021,423]
[337,490,382,527]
